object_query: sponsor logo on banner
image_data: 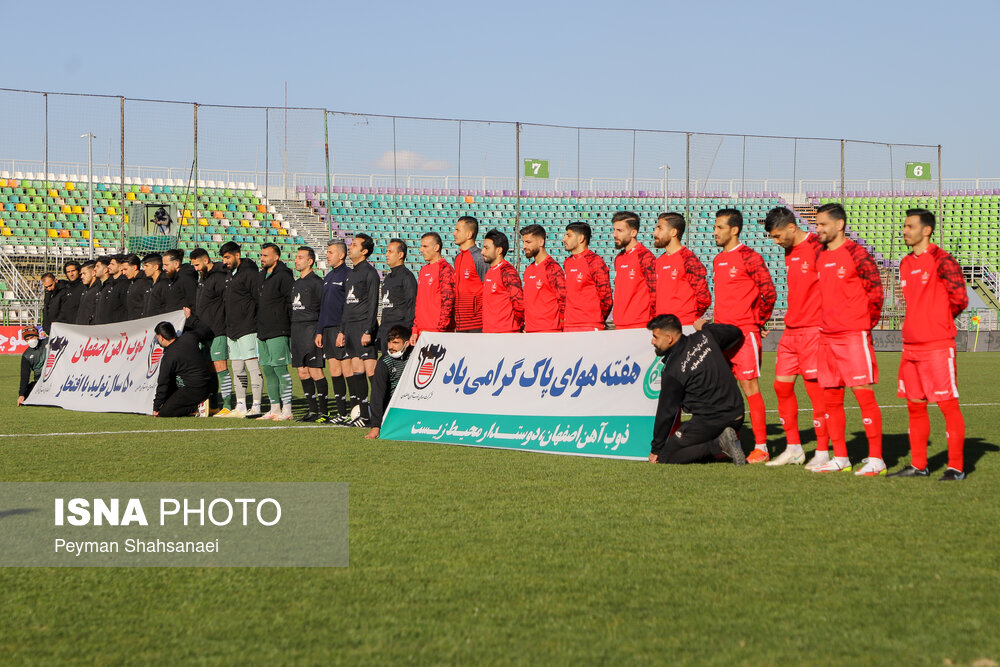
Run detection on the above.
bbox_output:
[146,342,164,379]
[43,336,70,381]
[643,359,662,400]
[414,343,446,389]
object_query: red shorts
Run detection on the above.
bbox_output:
[775,327,820,380]
[724,328,762,380]
[897,344,959,403]
[818,331,878,388]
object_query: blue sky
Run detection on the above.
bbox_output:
[2,0,997,183]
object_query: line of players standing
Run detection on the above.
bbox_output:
[31,203,968,478]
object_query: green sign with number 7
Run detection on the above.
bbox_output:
[523,159,549,179]
[905,162,932,180]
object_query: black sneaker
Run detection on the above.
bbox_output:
[887,465,928,478]
[312,414,330,424]
[939,468,966,482]
[347,416,370,428]
[328,414,351,426]
[296,413,318,423]
[716,427,746,466]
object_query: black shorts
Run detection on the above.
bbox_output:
[341,321,377,360]
[291,323,325,368]
[322,326,348,361]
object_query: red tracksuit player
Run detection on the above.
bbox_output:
[889,208,969,482]
[763,207,830,468]
[452,215,487,333]
[481,229,524,333]
[811,203,886,476]
[562,222,612,332]
[611,211,657,329]
[520,224,566,332]
[653,212,710,328]
[409,232,455,346]
[712,208,777,463]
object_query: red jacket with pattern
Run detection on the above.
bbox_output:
[564,249,612,331]
[655,246,710,325]
[523,255,565,332]
[817,239,884,334]
[482,259,524,333]
[413,259,455,336]
[712,244,776,331]
[613,243,657,329]
[900,244,967,348]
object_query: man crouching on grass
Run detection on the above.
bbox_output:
[365,325,414,440]
[152,321,216,417]
[648,314,747,465]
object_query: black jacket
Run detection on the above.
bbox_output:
[43,282,67,333]
[127,276,153,320]
[165,264,198,312]
[256,260,294,340]
[195,262,229,336]
[59,278,85,324]
[379,264,417,327]
[153,322,214,412]
[290,271,324,324]
[144,274,170,319]
[224,257,259,340]
[76,282,101,325]
[342,260,380,335]
[94,275,128,324]
[92,278,116,325]
[650,324,746,456]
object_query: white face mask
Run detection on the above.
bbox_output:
[27,338,39,349]
[387,349,405,359]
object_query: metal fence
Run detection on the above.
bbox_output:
[3,86,991,331]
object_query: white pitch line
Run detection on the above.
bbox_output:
[3,402,1000,439]
[0,424,342,438]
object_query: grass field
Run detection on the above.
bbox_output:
[2,351,999,666]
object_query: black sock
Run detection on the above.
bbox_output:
[348,374,369,406]
[360,399,371,422]
[300,377,316,414]
[331,375,348,416]
[314,377,329,415]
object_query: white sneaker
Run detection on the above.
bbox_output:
[766,448,806,466]
[225,406,248,418]
[256,412,278,421]
[281,407,294,421]
[804,450,831,470]
[245,405,262,418]
[854,458,887,477]
[811,458,853,473]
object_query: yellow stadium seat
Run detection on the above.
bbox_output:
[0,179,6,187]
[126,192,136,200]
[15,203,26,212]
[199,219,209,226]
[106,207,116,215]
[82,230,89,238]
[124,215,129,223]
[278,229,287,236]
[183,209,192,217]
[47,229,58,238]
[241,220,251,228]
[65,182,75,191]
[48,189,58,197]
[2,228,11,236]
[61,205,71,213]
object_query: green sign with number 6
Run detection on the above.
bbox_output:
[905,162,932,180]
[523,159,549,179]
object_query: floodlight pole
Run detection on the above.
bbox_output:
[81,132,96,259]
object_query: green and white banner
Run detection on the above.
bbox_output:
[380,330,662,459]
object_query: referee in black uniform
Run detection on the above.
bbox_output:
[377,238,417,355]
[337,233,379,426]
[290,246,329,422]
[648,314,748,465]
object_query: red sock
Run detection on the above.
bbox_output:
[746,391,767,446]
[938,398,965,472]
[804,379,828,451]
[907,400,930,470]
[824,387,847,458]
[774,380,800,445]
[854,388,883,460]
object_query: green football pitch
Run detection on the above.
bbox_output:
[2,352,999,665]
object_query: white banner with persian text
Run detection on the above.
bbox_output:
[24,311,187,414]
[380,329,663,459]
